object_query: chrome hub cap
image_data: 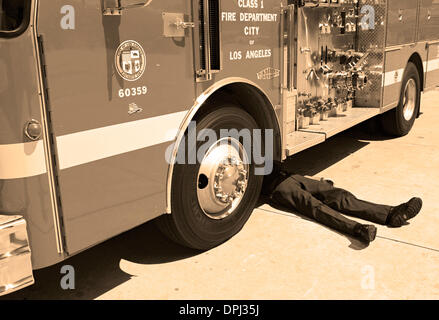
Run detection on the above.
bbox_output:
[197,138,250,220]
[403,78,416,121]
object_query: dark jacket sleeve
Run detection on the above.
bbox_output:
[261,162,289,196]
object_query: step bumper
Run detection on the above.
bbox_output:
[0,215,34,296]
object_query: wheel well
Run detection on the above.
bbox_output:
[408,53,424,92]
[194,83,282,162]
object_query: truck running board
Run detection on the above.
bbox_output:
[285,107,380,157]
[0,215,34,296]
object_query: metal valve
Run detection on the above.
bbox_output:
[353,71,368,90]
[305,68,320,81]
[319,65,333,75]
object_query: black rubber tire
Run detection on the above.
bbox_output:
[156,106,264,250]
[381,62,421,137]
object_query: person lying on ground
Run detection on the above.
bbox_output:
[261,163,423,244]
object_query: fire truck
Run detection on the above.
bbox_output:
[1,0,438,295]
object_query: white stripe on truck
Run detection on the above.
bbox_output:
[0,111,188,179]
[0,141,47,179]
[426,58,439,73]
[383,68,404,87]
[384,58,439,87]
[56,111,188,170]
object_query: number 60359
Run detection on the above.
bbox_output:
[118,86,148,98]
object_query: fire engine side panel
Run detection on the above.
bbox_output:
[197,0,283,108]
[0,1,63,269]
[419,0,439,90]
[355,0,386,109]
[382,44,428,110]
[382,0,439,110]
[382,0,420,111]
[295,5,359,108]
[37,0,196,254]
[425,43,439,90]
[386,0,418,47]
[418,0,439,42]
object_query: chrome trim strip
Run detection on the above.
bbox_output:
[31,0,64,254]
[385,43,417,52]
[0,276,34,296]
[202,0,212,80]
[385,47,402,53]
[165,77,280,214]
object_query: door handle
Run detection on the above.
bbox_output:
[103,0,153,15]
[163,13,194,37]
[174,19,195,29]
[121,0,153,10]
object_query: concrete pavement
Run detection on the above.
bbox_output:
[4,89,439,300]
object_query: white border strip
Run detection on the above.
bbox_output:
[385,58,439,88]
[0,141,47,179]
[426,58,439,73]
[0,111,188,179]
[56,111,188,170]
[383,68,404,87]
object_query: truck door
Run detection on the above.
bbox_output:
[420,0,439,90]
[37,0,195,253]
[386,0,418,46]
[419,0,439,41]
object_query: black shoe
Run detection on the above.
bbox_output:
[354,224,377,243]
[387,197,423,227]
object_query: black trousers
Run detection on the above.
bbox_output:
[270,175,392,237]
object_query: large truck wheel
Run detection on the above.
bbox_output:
[381,62,421,137]
[156,106,264,250]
